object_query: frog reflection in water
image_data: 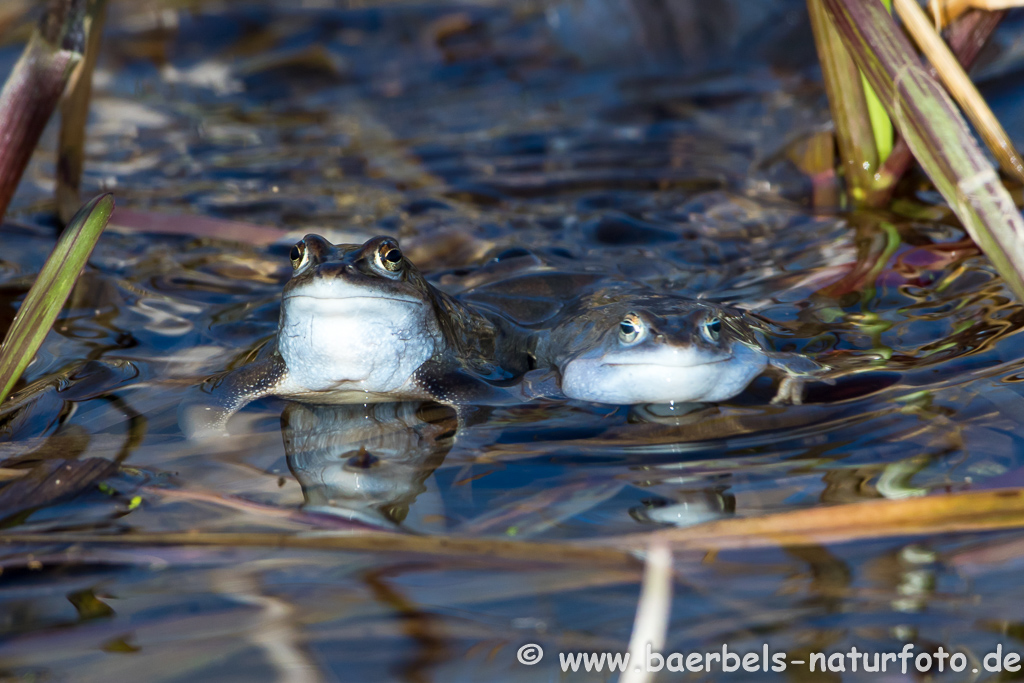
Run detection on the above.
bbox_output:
[181,235,524,437]
[283,401,455,530]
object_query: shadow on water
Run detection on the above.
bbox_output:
[3,0,1024,680]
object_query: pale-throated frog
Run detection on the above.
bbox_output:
[180,234,523,437]
[527,291,826,404]
[453,257,827,405]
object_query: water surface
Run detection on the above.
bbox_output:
[2,1,1024,680]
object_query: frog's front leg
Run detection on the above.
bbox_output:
[766,353,833,405]
[179,348,288,438]
[771,373,806,405]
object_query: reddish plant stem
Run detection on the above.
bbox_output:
[945,8,1006,69]
[0,0,86,221]
[58,0,108,225]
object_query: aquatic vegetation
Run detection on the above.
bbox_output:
[0,1,1024,681]
[0,193,113,403]
[815,0,1024,300]
[0,0,112,404]
[0,0,85,219]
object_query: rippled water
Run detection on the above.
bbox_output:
[3,1,1024,681]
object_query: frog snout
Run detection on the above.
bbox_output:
[314,263,356,279]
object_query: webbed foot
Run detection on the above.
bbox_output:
[767,354,835,405]
[771,376,804,405]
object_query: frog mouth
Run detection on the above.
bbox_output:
[600,346,733,369]
[284,293,422,305]
[604,357,731,369]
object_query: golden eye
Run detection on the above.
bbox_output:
[619,313,642,343]
[377,242,404,273]
[290,241,307,269]
[701,316,722,342]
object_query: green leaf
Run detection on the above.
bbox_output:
[0,193,114,403]
[861,70,893,163]
[861,0,894,163]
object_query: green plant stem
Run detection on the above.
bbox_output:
[859,9,1005,207]
[0,194,114,403]
[807,0,878,205]
[823,0,1024,301]
[895,0,1024,185]
[862,0,894,163]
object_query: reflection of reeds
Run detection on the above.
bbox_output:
[11,485,1024,561]
[620,543,672,683]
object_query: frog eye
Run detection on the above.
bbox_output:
[289,241,308,270]
[619,313,643,344]
[376,242,404,273]
[701,316,722,342]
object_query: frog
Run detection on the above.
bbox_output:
[444,248,827,409]
[447,253,826,406]
[180,234,526,437]
[527,291,827,405]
